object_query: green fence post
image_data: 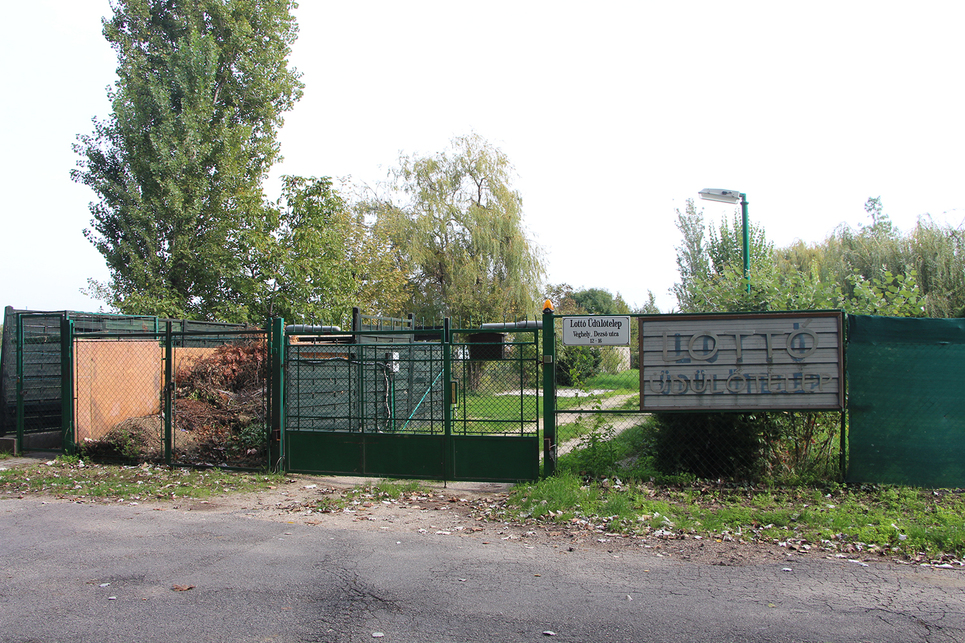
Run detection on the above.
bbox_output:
[840,310,847,482]
[60,317,75,455]
[541,302,557,477]
[15,313,24,455]
[443,318,453,482]
[839,410,847,481]
[164,321,173,466]
[269,318,285,472]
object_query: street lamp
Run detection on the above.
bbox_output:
[699,188,750,294]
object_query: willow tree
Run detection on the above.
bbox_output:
[376,134,545,323]
[72,0,303,321]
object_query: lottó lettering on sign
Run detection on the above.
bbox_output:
[661,327,819,363]
[648,369,834,395]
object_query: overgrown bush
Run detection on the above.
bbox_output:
[650,411,842,482]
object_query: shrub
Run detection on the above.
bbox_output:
[556,345,602,387]
[652,412,765,480]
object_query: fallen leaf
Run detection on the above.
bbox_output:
[172,584,195,591]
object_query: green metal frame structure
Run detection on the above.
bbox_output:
[539,309,852,481]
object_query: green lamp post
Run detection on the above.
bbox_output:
[699,188,750,294]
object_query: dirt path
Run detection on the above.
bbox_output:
[542,392,646,456]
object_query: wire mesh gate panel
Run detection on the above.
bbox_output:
[847,315,965,487]
[12,313,67,449]
[283,327,539,482]
[72,327,269,468]
[450,329,539,481]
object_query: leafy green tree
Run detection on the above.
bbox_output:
[707,211,773,277]
[809,198,965,318]
[345,201,412,320]
[231,176,356,323]
[546,284,655,315]
[671,199,710,312]
[571,288,631,316]
[72,0,303,322]
[672,196,932,318]
[544,283,582,315]
[374,134,545,323]
[543,285,641,385]
[659,196,940,482]
[905,219,965,317]
[634,291,661,315]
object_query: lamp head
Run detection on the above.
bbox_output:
[698,188,743,204]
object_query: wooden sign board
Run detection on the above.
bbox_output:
[639,312,843,411]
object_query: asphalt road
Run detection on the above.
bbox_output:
[1,498,963,643]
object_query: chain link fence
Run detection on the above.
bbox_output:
[75,329,269,468]
[285,332,446,435]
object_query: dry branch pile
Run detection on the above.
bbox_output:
[174,341,268,466]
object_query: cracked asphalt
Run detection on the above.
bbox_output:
[1,495,963,643]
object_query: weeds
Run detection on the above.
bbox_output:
[502,474,965,562]
[516,411,964,563]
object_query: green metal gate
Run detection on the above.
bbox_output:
[281,321,540,482]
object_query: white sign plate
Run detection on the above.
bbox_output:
[562,316,631,346]
[640,312,843,411]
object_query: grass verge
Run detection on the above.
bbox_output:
[523,414,964,564]
[0,456,282,502]
[499,473,965,564]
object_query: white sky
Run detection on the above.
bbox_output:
[3,1,964,316]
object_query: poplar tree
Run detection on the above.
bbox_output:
[72,0,303,321]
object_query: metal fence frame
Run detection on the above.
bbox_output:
[281,319,540,482]
[68,323,270,468]
[3,308,247,453]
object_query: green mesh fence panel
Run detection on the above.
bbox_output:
[847,315,965,487]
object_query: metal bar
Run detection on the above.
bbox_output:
[541,307,557,476]
[519,339,525,436]
[270,317,285,472]
[15,313,24,455]
[60,317,74,455]
[443,318,452,482]
[741,193,750,294]
[840,310,848,481]
[839,410,847,481]
[164,322,173,466]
